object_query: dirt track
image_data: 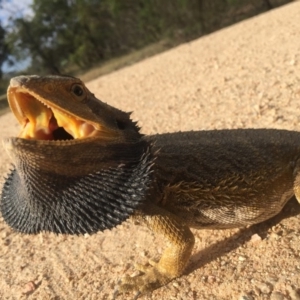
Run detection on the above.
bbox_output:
[1,2,300,299]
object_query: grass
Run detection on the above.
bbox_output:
[0,39,174,115]
[74,39,173,82]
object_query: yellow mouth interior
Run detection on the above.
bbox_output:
[8,89,98,140]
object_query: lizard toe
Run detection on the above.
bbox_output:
[134,259,158,273]
[119,266,172,294]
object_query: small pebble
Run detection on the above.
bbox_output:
[22,281,37,295]
[256,282,273,294]
[287,285,300,300]
[207,275,216,283]
[270,291,286,300]
[239,294,254,300]
[250,233,262,243]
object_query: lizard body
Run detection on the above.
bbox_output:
[1,75,300,295]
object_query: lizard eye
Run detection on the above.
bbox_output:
[71,84,86,100]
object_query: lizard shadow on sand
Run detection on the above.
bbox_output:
[186,197,300,275]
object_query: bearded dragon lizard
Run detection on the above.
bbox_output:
[1,75,300,296]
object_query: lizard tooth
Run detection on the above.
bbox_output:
[79,122,96,138]
[52,109,77,138]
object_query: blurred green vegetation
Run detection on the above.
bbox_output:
[0,0,295,95]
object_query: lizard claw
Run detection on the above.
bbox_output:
[118,263,172,294]
[134,259,157,273]
[113,278,142,300]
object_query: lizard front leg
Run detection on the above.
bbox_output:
[119,202,195,294]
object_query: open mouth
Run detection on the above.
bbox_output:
[8,88,98,141]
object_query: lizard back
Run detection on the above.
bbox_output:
[145,129,300,228]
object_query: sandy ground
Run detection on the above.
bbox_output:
[1,2,300,300]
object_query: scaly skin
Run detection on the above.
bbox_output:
[1,75,300,295]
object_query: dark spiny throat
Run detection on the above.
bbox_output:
[1,143,154,234]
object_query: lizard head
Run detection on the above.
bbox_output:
[3,74,145,177]
[1,75,154,235]
[6,75,140,142]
